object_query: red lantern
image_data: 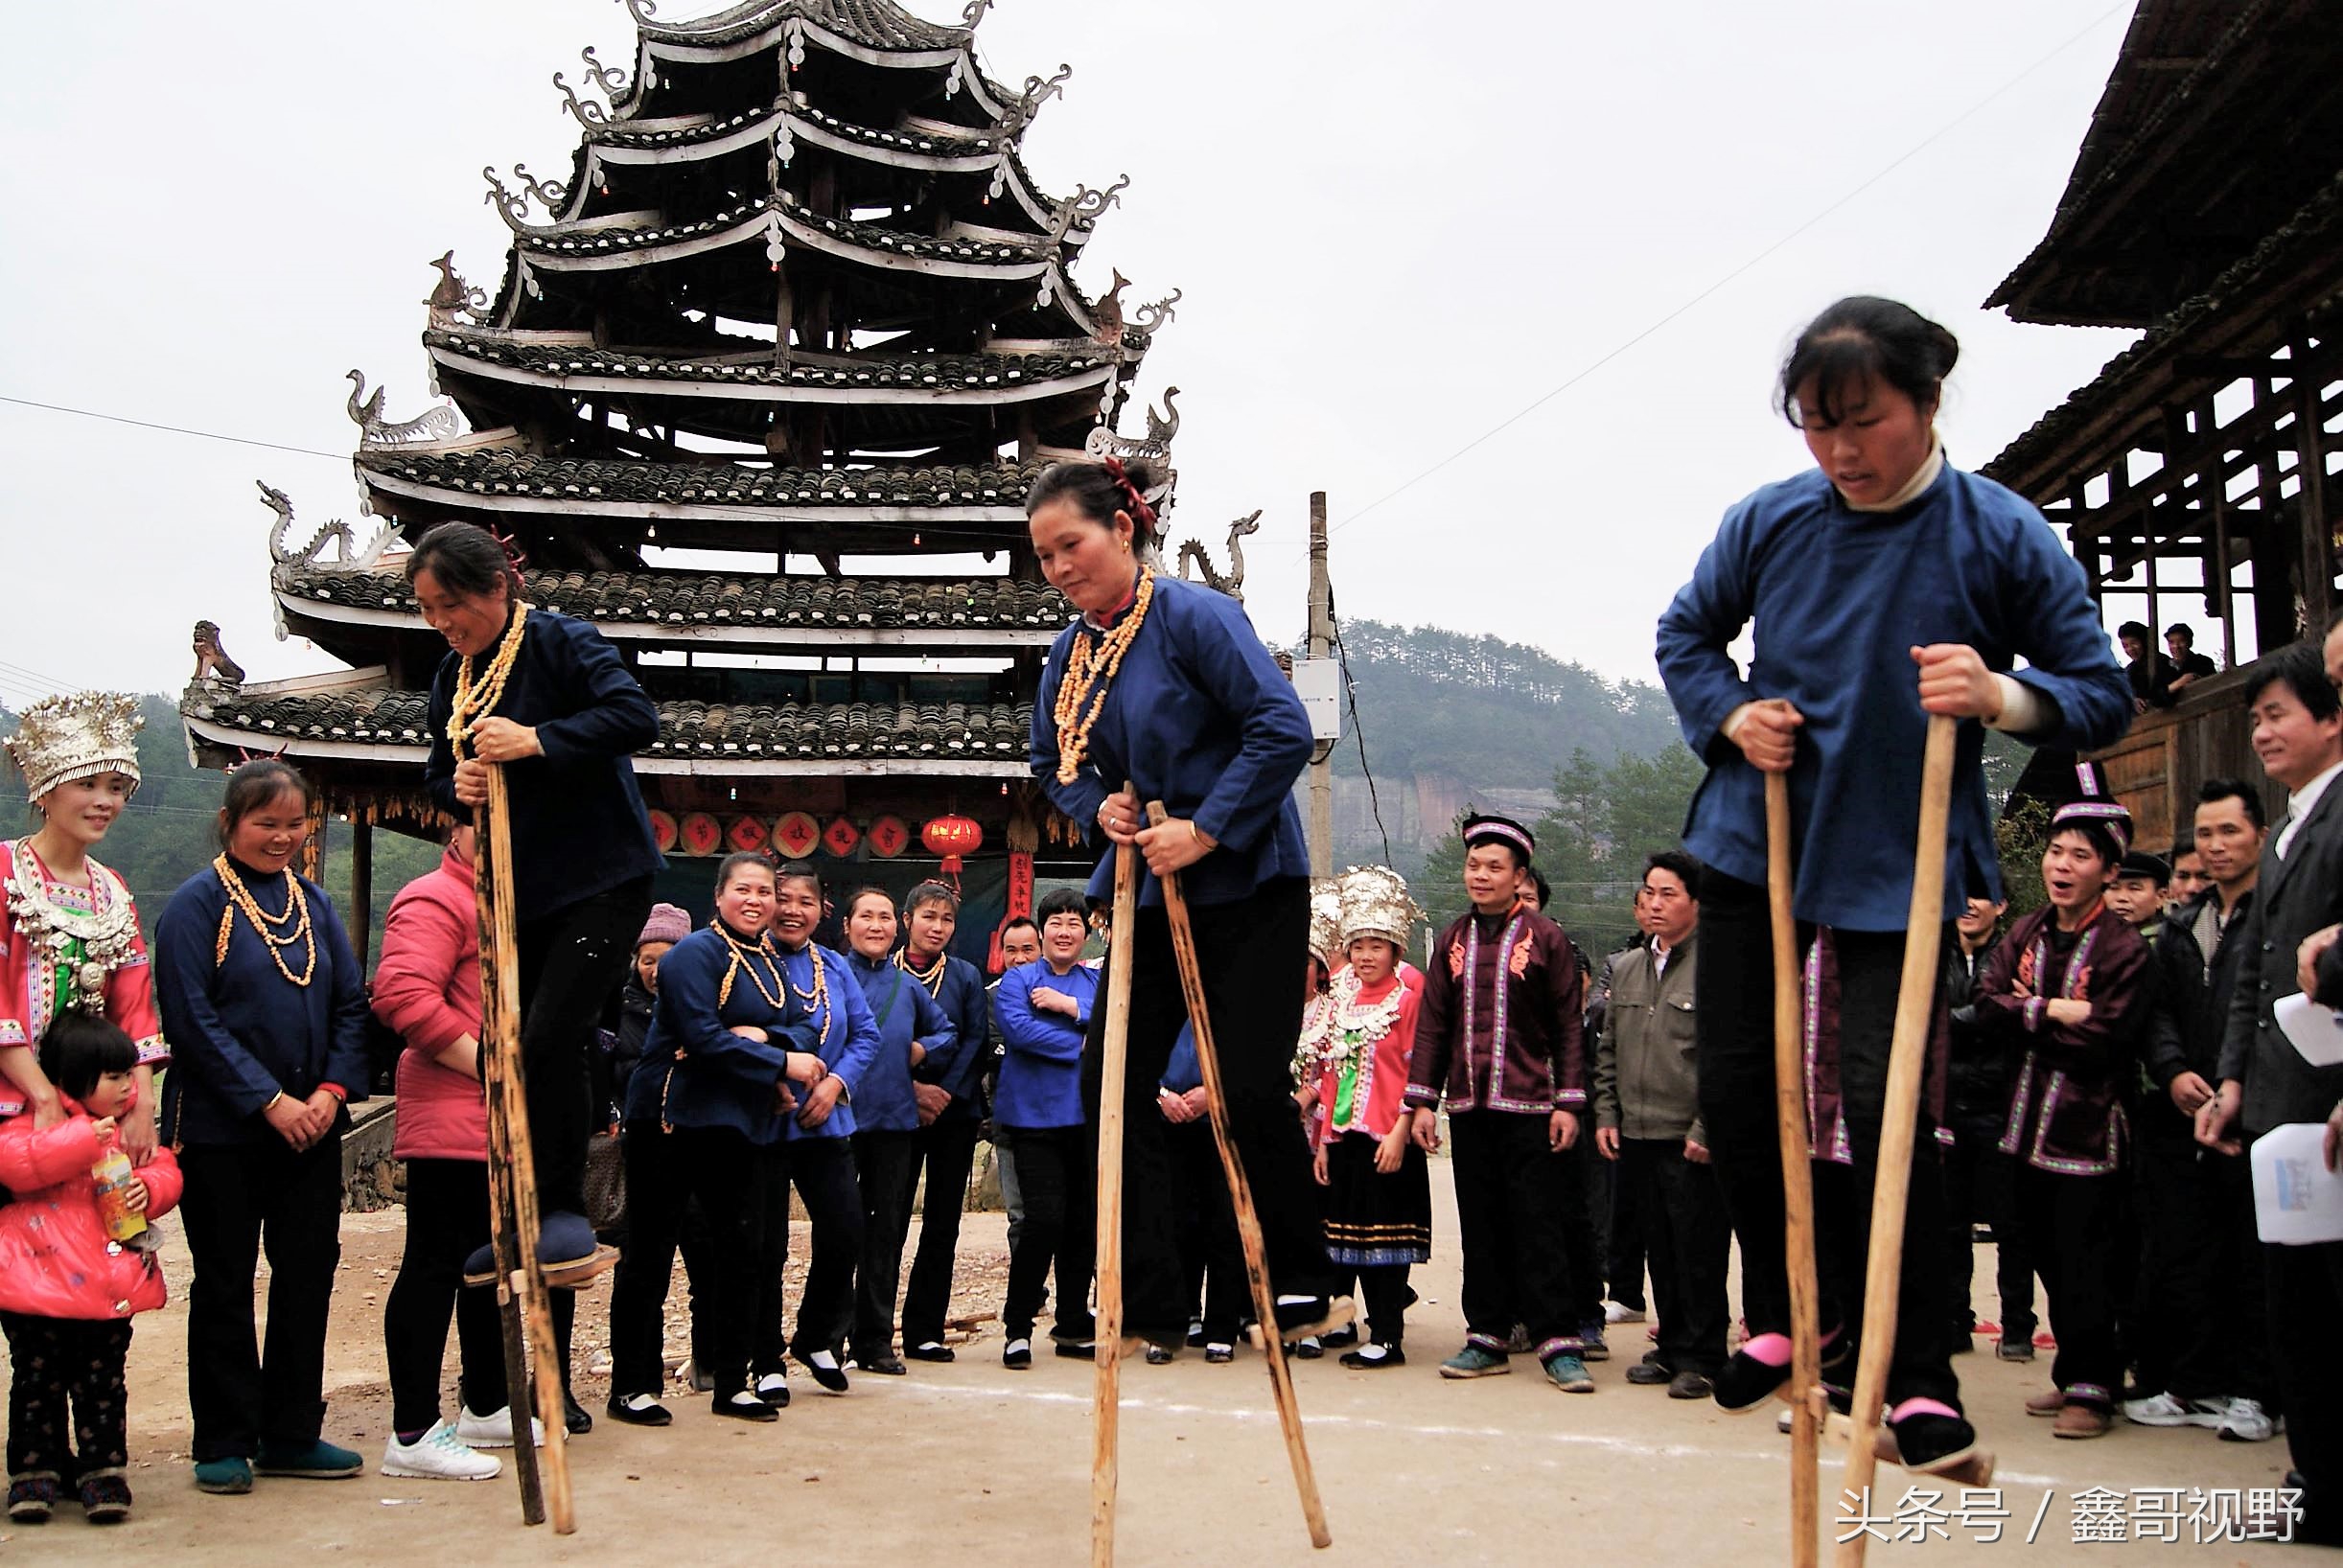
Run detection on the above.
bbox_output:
[921,813,983,874]
[647,809,680,855]
[726,815,770,855]
[679,812,722,858]
[822,816,862,857]
[774,811,820,859]
[868,815,910,858]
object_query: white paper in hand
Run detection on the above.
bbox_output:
[2275,991,2343,1068]
[2250,1123,2343,1245]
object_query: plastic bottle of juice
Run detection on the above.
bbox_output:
[91,1146,147,1242]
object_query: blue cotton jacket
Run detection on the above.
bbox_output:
[154,863,371,1146]
[907,954,994,1123]
[1033,575,1312,909]
[625,925,821,1144]
[1162,1022,1201,1095]
[778,942,881,1143]
[994,959,1096,1129]
[425,607,663,923]
[1656,463,2130,931]
[845,952,958,1134]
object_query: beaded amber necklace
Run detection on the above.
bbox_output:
[211,854,316,986]
[447,603,531,759]
[714,922,786,1010]
[896,947,948,997]
[1051,566,1154,786]
[782,941,832,1037]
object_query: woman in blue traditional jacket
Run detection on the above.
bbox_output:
[409,521,662,1284]
[839,887,956,1375]
[1655,297,2131,1474]
[606,853,823,1426]
[895,881,997,1363]
[1029,458,1345,1352]
[762,864,879,1397]
[154,760,372,1495]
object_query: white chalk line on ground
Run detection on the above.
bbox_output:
[898,1378,2058,1488]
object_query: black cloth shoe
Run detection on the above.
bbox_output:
[1666,1370,1716,1400]
[1322,1324,1360,1349]
[798,1349,850,1393]
[1890,1410,1979,1477]
[755,1372,791,1408]
[1145,1344,1176,1366]
[564,1394,592,1435]
[1714,1332,1848,1414]
[606,1394,672,1427]
[1053,1338,1096,1360]
[857,1354,908,1376]
[714,1392,779,1423]
[1625,1360,1676,1386]
[1271,1296,1356,1340]
[1339,1343,1404,1370]
[1003,1338,1033,1370]
[904,1342,956,1363]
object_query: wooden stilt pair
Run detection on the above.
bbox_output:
[1769,715,1989,1568]
[1092,793,1331,1567]
[470,765,576,1533]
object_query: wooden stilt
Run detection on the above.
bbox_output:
[1090,796,1141,1568]
[474,765,575,1533]
[1833,716,1958,1567]
[1146,801,1332,1551]
[1766,767,1821,1568]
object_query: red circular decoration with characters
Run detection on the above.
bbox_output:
[774,811,820,859]
[679,812,722,858]
[921,813,983,872]
[867,815,910,858]
[822,816,862,857]
[725,815,770,855]
[647,809,680,854]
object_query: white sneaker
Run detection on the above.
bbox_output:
[2215,1397,2278,1442]
[383,1421,501,1482]
[455,1404,545,1449]
[1604,1302,1647,1325]
[2122,1392,2194,1427]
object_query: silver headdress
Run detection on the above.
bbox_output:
[1307,877,1344,967]
[5,692,143,803]
[1337,865,1421,950]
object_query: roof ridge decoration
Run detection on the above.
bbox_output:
[1175,509,1260,602]
[344,371,462,450]
[426,251,492,328]
[483,166,577,235]
[256,481,400,639]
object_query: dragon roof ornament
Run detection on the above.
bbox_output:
[426,251,491,327]
[346,371,462,450]
[553,68,614,128]
[1176,508,1260,601]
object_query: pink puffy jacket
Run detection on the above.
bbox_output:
[0,1097,183,1320]
[371,848,489,1163]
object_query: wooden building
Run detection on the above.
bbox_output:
[180,0,1187,962]
[1981,0,2343,850]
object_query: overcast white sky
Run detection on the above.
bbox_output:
[0,0,2141,709]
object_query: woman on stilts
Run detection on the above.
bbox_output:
[1655,296,2129,1474]
[409,521,663,1284]
[1027,457,1346,1352]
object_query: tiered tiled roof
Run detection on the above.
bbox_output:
[518,194,1052,268]
[638,0,965,54]
[427,329,1111,398]
[358,447,1045,514]
[593,98,999,160]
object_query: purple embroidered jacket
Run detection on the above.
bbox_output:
[1975,905,2150,1175]
[1405,907,1585,1117]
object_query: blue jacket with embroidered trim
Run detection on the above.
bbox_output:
[424,607,663,924]
[845,952,959,1134]
[153,864,371,1145]
[777,942,881,1143]
[994,959,1096,1129]
[1032,575,1312,910]
[1656,463,2129,931]
[907,953,993,1123]
[624,925,821,1144]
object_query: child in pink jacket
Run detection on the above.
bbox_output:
[0,1012,183,1525]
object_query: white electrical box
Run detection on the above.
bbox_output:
[1291,657,1341,743]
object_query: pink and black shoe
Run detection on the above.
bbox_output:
[1713,1326,1849,1414]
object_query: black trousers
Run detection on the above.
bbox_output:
[1694,869,1959,1406]
[1600,1147,1648,1311]
[899,1117,983,1347]
[782,1136,864,1362]
[2136,1123,2271,1404]
[178,1135,343,1462]
[1557,1135,1602,1331]
[2266,1235,2343,1540]
[1941,1122,2035,1343]
[1169,1119,1247,1342]
[2,1314,131,1481]
[852,1129,922,1360]
[608,1125,762,1399]
[384,1158,574,1434]
[998,1124,1096,1341]
[2017,1164,2124,1406]
[1620,1137,1731,1375]
[1083,876,1334,1337]
[1450,1111,1579,1356]
[517,877,652,1216]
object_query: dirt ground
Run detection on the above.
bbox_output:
[0,1162,2312,1564]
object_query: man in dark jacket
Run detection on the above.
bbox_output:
[2125,780,2274,1443]
[2199,641,2343,1545]
[1941,894,2033,1359]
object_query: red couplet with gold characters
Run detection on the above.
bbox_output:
[867,815,910,858]
[774,811,821,860]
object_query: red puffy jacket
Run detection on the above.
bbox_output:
[0,1101,183,1320]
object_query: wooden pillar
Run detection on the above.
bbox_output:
[351,819,375,973]
[1306,493,1334,879]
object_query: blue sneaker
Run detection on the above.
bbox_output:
[256,1440,362,1479]
[1543,1352,1595,1393]
[1439,1346,1512,1379]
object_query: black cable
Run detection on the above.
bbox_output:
[1326,588,1392,866]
